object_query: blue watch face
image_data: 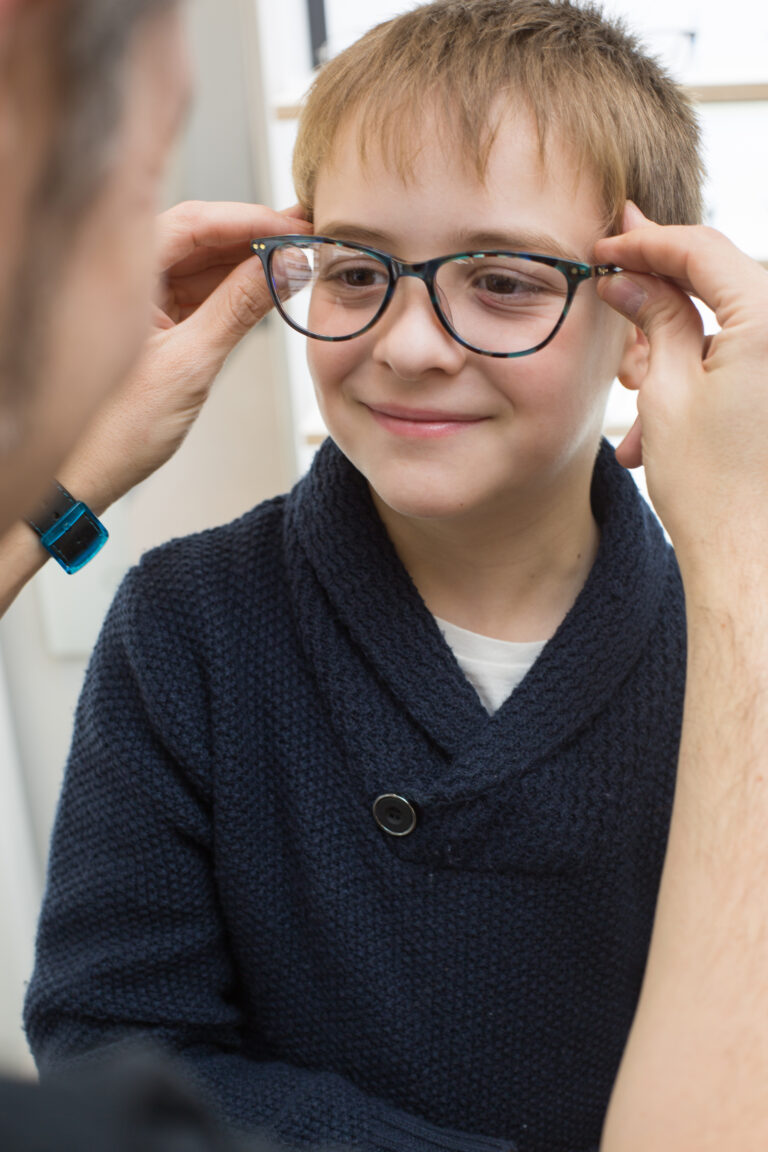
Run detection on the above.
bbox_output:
[41,504,109,574]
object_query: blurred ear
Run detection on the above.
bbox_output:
[617,323,649,392]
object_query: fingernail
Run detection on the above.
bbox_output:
[602,274,647,320]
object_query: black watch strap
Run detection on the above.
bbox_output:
[25,481,109,574]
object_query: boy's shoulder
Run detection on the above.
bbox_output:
[113,441,356,635]
[126,490,291,615]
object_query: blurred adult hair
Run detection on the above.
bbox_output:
[46,0,178,220]
[0,0,177,409]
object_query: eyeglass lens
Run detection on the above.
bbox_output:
[268,240,571,355]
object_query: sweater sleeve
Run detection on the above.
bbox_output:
[0,1047,257,1152]
[24,562,513,1152]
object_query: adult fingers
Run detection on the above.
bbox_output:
[597,270,706,477]
[161,264,241,317]
[164,213,310,276]
[284,202,311,222]
[180,253,277,363]
[164,241,257,279]
[598,269,705,384]
[155,200,312,273]
[595,212,768,329]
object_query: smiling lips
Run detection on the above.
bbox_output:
[366,402,488,439]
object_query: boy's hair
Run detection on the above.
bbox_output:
[293,0,704,233]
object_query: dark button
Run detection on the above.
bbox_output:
[373,794,418,837]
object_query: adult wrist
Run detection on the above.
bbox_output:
[55,460,114,519]
[25,480,109,574]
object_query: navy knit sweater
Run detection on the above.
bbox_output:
[26,439,686,1152]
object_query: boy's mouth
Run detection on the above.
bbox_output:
[365,402,488,440]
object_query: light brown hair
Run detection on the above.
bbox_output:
[293,0,704,232]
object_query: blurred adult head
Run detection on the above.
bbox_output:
[0,0,189,533]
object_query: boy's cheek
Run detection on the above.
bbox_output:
[308,340,368,402]
[307,346,358,441]
[307,340,341,387]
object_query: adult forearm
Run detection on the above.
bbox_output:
[1,200,311,621]
[0,522,47,616]
[602,565,768,1152]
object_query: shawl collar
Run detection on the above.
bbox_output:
[283,438,675,805]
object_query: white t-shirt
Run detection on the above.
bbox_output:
[435,617,546,715]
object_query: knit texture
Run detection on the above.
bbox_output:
[26,439,686,1152]
[0,1047,260,1152]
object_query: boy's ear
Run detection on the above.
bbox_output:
[616,323,649,391]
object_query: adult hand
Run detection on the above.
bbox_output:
[597,206,768,1152]
[595,203,768,582]
[60,199,312,513]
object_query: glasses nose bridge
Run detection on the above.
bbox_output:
[388,256,438,303]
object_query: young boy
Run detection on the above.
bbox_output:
[25,3,704,1150]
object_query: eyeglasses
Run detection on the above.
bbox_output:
[251,235,619,358]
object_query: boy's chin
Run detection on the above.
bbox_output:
[352,446,535,526]
[366,472,495,525]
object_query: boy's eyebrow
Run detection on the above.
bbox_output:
[317,222,585,263]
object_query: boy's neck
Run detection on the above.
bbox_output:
[371,467,600,644]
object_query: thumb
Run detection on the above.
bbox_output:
[598,272,706,474]
[186,252,275,367]
[598,271,705,380]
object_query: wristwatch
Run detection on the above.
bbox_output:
[25,481,109,574]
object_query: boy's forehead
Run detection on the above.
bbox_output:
[314,102,609,261]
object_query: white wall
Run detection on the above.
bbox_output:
[0,656,39,1074]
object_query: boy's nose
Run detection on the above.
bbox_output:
[371,277,466,379]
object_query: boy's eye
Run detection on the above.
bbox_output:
[476,272,536,296]
[446,257,568,308]
[321,259,388,290]
[472,265,563,295]
[340,266,385,288]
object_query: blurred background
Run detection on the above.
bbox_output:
[1,0,767,1075]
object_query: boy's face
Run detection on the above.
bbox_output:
[309,105,640,526]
